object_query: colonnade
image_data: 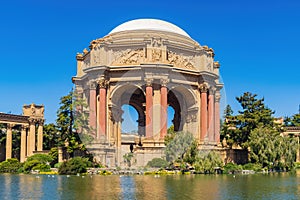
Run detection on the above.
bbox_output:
[87,78,221,144]
[3,118,43,162]
[199,84,221,143]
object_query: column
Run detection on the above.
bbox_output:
[208,88,215,142]
[145,79,153,138]
[28,118,36,156]
[5,124,13,160]
[37,119,44,151]
[160,79,168,138]
[27,131,30,157]
[214,92,221,144]
[89,81,97,135]
[200,84,208,141]
[20,125,27,162]
[98,78,107,138]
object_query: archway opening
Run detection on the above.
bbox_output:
[121,104,138,135]
[167,90,183,132]
[167,106,175,129]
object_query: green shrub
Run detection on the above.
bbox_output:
[0,159,23,173]
[58,157,92,175]
[48,147,58,167]
[294,162,300,169]
[223,163,243,174]
[194,152,223,174]
[23,154,53,172]
[26,154,53,164]
[242,163,262,172]
[54,162,63,168]
[147,158,168,168]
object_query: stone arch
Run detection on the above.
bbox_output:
[168,85,198,135]
[110,83,146,136]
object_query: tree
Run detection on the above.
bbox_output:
[43,123,60,150]
[56,91,73,146]
[72,89,95,145]
[194,151,223,174]
[231,92,278,148]
[220,105,236,147]
[0,124,5,146]
[164,125,176,146]
[56,91,84,157]
[165,131,196,165]
[287,114,300,127]
[224,104,233,118]
[248,126,297,170]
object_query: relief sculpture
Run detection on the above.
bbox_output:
[167,51,195,70]
[112,48,144,65]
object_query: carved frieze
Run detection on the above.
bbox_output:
[167,51,196,70]
[112,48,144,65]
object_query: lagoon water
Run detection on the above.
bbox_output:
[0,172,300,200]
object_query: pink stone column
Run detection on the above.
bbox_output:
[160,81,168,138]
[214,93,221,143]
[145,80,153,138]
[208,90,215,142]
[98,86,106,137]
[89,84,97,135]
[200,84,208,141]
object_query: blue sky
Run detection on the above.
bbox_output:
[0,0,299,128]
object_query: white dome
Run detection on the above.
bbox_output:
[109,19,190,38]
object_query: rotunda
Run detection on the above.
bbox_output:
[72,19,223,166]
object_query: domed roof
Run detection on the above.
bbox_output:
[109,19,190,38]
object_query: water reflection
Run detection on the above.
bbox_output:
[0,172,300,199]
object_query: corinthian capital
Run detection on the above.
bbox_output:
[37,119,45,125]
[89,80,97,90]
[209,86,216,94]
[28,118,36,124]
[98,77,108,88]
[6,123,14,129]
[145,78,153,87]
[21,125,29,130]
[199,83,208,93]
[160,79,169,87]
[215,92,221,102]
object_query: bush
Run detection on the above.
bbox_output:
[147,158,168,168]
[58,157,92,175]
[194,152,223,174]
[223,163,243,174]
[0,159,23,173]
[54,162,63,168]
[242,163,262,172]
[294,162,300,169]
[48,147,58,167]
[26,154,53,164]
[23,154,53,173]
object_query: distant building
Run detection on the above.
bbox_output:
[0,104,44,162]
